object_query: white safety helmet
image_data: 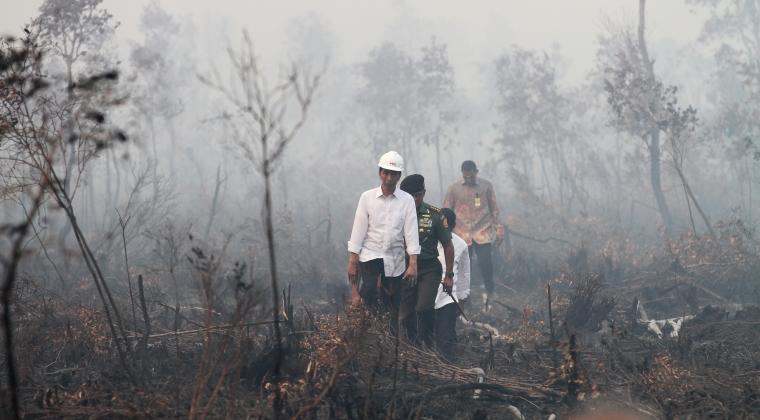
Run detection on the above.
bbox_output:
[378,150,404,172]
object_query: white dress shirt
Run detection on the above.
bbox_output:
[434,232,471,309]
[348,186,421,277]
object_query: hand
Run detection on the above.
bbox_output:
[495,224,505,244]
[442,274,454,294]
[350,284,362,306]
[347,260,359,286]
[403,264,417,286]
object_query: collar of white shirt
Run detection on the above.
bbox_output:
[374,186,400,199]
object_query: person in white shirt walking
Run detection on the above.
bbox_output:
[347,151,420,332]
[434,208,471,360]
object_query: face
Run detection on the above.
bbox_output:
[379,168,402,188]
[411,190,425,208]
[462,169,478,184]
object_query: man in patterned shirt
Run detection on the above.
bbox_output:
[443,160,503,307]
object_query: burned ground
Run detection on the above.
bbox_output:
[3,216,759,419]
[3,1,760,419]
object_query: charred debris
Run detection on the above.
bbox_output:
[2,0,760,419]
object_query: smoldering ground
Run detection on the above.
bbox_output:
[1,0,759,418]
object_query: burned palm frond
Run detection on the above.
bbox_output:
[24,78,49,96]
[68,70,119,92]
[111,129,127,142]
[563,272,616,334]
[84,110,105,123]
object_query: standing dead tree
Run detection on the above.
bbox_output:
[0,27,134,393]
[35,0,120,233]
[0,38,48,418]
[0,34,53,419]
[602,0,675,233]
[493,47,589,214]
[357,43,421,169]
[0,187,43,420]
[199,30,321,418]
[35,0,117,87]
[662,95,718,242]
[603,0,717,240]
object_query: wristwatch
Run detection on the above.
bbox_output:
[445,272,455,278]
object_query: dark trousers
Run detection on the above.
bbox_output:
[435,302,458,360]
[400,259,441,347]
[469,242,494,294]
[359,259,402,334]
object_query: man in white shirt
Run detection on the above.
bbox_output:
[434,208,471,360]
[347,151,420,332]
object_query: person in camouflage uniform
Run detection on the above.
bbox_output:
[399,174,454,347]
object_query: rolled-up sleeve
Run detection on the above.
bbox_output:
[347,194,368,254]
[403,198,421,255]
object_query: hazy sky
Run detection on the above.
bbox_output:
[2,0,706,84]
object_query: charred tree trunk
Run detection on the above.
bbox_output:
[639,0,674,233]
[1,191,43,420]
[648,130,674,231]
[539,152,554,206]
[673,156,718,242]
[263,157,284,419]
[204,165,224,241]
[166,117,178,180]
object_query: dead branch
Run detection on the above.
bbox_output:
[1,187,44,420]
[507,227,576,248]
[132,320,279,340]
[199,30,322,419]
[137,274,151,359]
[116,209,137,335]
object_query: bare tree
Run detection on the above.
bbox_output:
[0,26,134,388]
[418,37,457,199]
[0,33,48,420]
[199,31,320,417]
[602,0,718,240]
[35,0,119,222]
[35,0,118,86]
[601,0,674,232]
[357,40,458,186]
[690,0,760,222]
[663,99,718,241]
[493,46,589,214]
[129,1,185,179]
[357,42,421,166]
